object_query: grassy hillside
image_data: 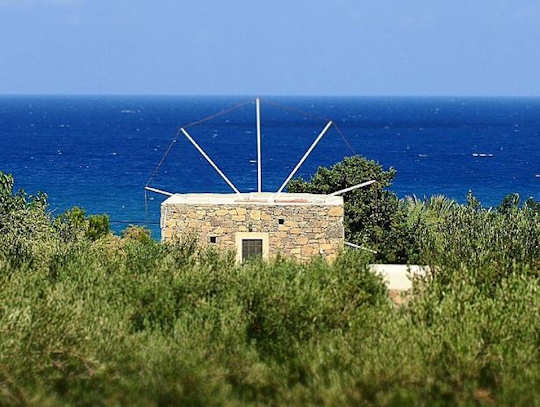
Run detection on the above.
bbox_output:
[0,170,538,406]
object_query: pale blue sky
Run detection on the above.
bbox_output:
[1,0,539,96]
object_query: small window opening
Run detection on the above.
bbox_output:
[209,236,217,243]
[278,218,285,225]
[242,239,263,261]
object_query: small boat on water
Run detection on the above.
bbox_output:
[472,153,494,158]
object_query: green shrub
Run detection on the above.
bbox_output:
[1,169,538,406]
[1,243,537,406]
[121,225,153,243]
[288,159,539,268]
[86,214,110,241]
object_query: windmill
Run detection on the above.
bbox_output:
[145,98,375,261]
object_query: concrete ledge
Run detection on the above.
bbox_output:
[163,192,343,206]
[369,264,429,291]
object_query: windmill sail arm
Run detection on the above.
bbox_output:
[145,186,174,196]
[276,120,333,193]
[329,180,376,196]
[344,241,377,253]
[181,128,241,194]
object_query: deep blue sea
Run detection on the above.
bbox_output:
[1,96,539,237]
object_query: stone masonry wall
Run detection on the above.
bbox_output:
[161,203,344,262]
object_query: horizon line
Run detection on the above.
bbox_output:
[1,93,540,99]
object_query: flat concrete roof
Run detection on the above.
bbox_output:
[368,264,429,291]
[163,192,343,206]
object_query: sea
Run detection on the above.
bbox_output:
[1,96,539,237]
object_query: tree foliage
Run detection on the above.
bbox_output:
[288,156,540,267]
[0,171,110,265]
[0,169,538,406]
[288,155,409,262]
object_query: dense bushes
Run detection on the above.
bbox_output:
[289,155,539,268]
[0,169,539,406]
[409,192,539,285]
[1,241,538,406]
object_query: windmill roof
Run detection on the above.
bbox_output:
[162,192,342,206]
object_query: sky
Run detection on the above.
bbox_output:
[0,0,539,96]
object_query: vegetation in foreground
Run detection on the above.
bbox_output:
[0,165,539,406]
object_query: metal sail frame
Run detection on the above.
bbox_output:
[145,98,374,197]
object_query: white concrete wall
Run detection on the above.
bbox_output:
[368,264,429,291]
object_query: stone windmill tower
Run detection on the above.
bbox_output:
[145,98,374,262]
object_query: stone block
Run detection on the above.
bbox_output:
[249,210,261,220]
[328,206,344,217]
[261,213,272,221]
